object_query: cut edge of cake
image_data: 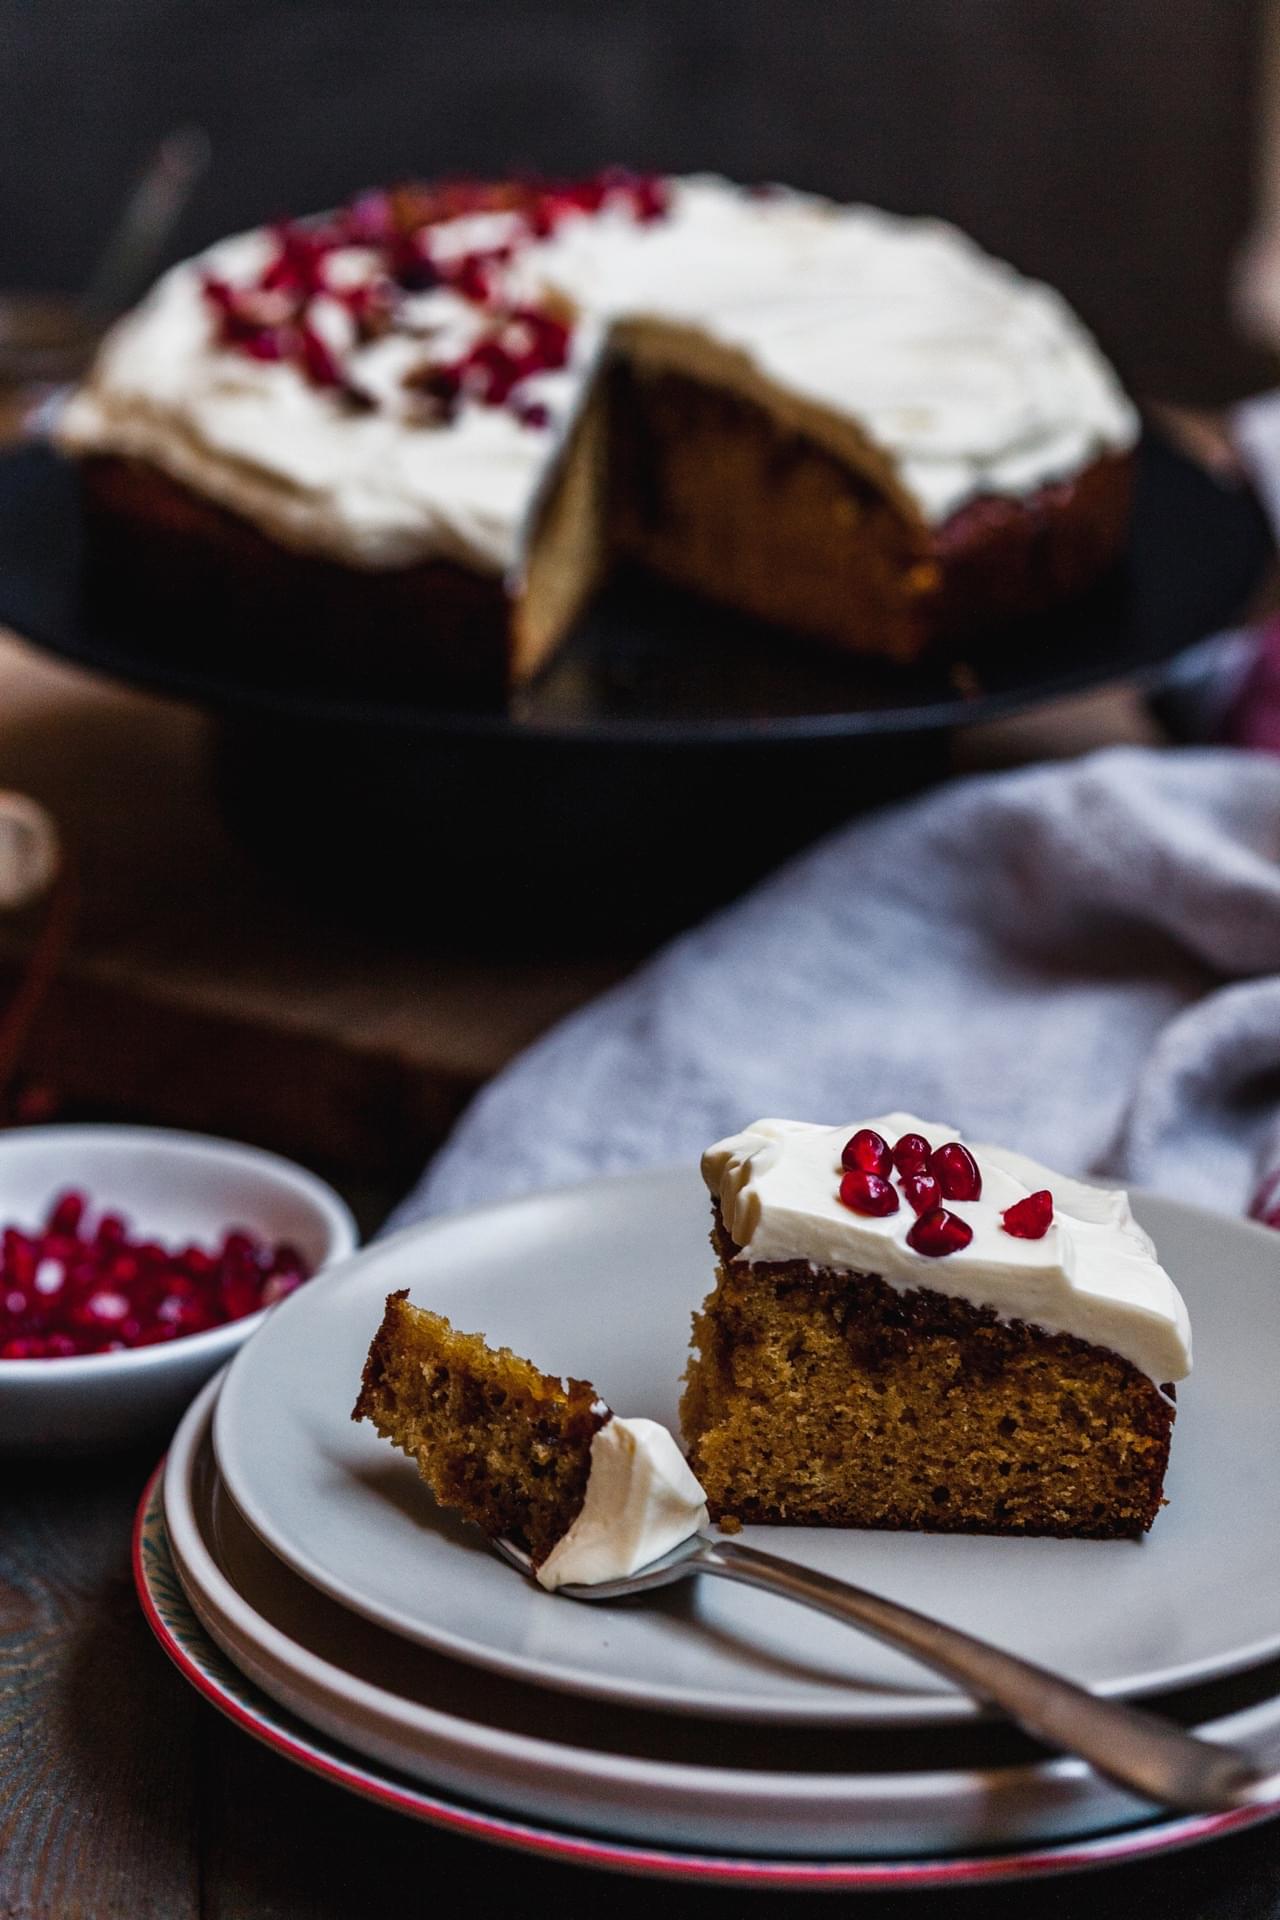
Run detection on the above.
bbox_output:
[512,313,1133,683]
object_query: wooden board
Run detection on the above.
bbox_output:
[0,628,625,1199]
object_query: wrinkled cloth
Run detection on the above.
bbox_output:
[394,746,1280,1231]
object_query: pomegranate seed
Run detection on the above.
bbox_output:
[198,173,669,411]
[838,1169,899,1216]
[1002,1190,1055,1240]
[906,1207,974,1257]
[300,324,343,389]
[76,1290,130,1328]
[0,1194,314,1359]
[262,1271,302,1305]
[47,1190,86,1236]
[891,1133,931,1175]
[929,1142,983,1202]
[900,1171,943,1216]
[134,1323,180,1347]
[4,1237,35,1289]
[841,1129,892,1177]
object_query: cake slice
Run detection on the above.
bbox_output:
[683,1116,1191,1539]
[354,1290,707,1586]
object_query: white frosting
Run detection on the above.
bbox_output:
[702,1115,1191,1388]
[57,177,1136,574]
[535,1414,708,1591]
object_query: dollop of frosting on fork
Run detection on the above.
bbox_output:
[536,1415,708,1590]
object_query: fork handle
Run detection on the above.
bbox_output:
[696,1537,1275,1815]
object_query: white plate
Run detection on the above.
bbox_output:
[214,1167,1280,1727]
[166,1371,1280,1862]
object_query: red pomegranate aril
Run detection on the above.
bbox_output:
[900,1171,943,1216]
[74,1290,131,1329]
[33,1258,63,1296]
[201,172,669,410]
[1002,1189,1055,1240]
[906,1207,974,1257]
[263,1271,303,1306]
[134,1323,180,1347]
[838,1169,899,1216]
[47,1190,86,1236]
[928,1141,983,1202]
[891,1132,931,1176]
[300,324,343,389]
[841,1129,892,1177]
[0,1196,315,1359]
[5,1239,35,1289]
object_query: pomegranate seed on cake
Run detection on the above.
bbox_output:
[684,1115,1191,1538]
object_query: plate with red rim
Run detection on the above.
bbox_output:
[212,1165,1280,1727]
[145,1368,1280,1875]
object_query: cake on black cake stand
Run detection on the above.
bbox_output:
[0,431,1270,943]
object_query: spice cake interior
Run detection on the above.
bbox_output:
[516,319,1132,683]
[681,1208,1174,1540]
[353,1290,607,1563]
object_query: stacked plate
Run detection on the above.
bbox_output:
[137,1166,1280,1891]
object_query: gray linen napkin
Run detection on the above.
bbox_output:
[394,745,1280,1229]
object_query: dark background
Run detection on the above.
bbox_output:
[0,0,1271,403]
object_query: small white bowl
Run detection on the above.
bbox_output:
[0,1124,358,1454]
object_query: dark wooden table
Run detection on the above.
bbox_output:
[5,1449,1280,1919]
[3,627,1277,1916]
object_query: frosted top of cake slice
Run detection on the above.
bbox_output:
[702,1115,1191,1387]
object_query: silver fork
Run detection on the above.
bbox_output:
[492,1531,1279,1815]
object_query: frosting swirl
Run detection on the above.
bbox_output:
[702,1115,1191,1387]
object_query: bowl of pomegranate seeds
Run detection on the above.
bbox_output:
[0,1125,358,1452]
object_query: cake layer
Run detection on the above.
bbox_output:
[517,345,1132,672]
[76,428,1132,701]
[78,453,512,702]
[701,1116,1191,1386]
[681,1211,1174,1538]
